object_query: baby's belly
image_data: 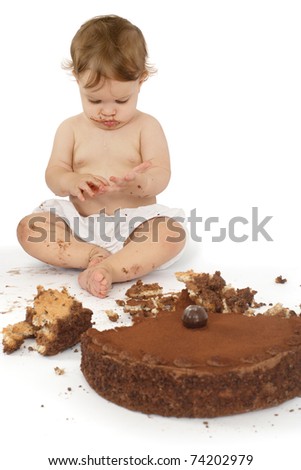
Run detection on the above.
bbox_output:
[70,193,156,216]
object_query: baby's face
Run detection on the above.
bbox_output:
[77,72,142,130]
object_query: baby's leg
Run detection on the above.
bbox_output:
[17,212,110,269]
[78,217,186,297]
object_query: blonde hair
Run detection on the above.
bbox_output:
[64,15,156,87]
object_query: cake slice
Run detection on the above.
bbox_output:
[2,286,93,355]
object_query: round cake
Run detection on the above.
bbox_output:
[80,271,301,418]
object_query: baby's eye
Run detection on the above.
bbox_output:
[115,99,129,104]
[89,99,102,104]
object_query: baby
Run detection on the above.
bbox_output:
[17,15,186,298]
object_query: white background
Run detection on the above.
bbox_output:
[0,1,301,469]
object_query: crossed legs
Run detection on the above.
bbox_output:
[17,212,186,298]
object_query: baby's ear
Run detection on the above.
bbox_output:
[138,72,148,91]
[139,71,148,84]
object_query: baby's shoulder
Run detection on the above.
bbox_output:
[57,114,84,130]
[54,114,87,140]
[136,111,163,130]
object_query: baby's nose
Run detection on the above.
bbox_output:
[101,107,116,117]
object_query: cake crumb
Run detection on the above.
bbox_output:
[275,275,287,284]
[105,310,119,322]
[54,367,65,375]
[263,303,293,318]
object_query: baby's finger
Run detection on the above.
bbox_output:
[79,182,96,197]
[109,176,124,185]
[133,161,152,173]
[94,175,110,186]
[87,181,104,193]
[75,189,85,201]
[95,185,107,194]
[123,172,136,182]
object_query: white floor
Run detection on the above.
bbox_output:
[1,244,301,469]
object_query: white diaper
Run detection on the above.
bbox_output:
[35,199,187,269]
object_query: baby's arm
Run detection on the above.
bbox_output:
[108,115,171,197]
[46,119,107,201]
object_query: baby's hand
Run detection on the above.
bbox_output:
[107,161,152,191]
[68,174,109,201]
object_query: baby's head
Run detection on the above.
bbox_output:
[65,15,155,87]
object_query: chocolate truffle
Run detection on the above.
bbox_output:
[182,305,208,329]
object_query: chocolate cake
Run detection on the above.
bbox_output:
[81,271,301,418]
[2,286,92,355]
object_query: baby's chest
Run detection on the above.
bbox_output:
[73,130,142,172]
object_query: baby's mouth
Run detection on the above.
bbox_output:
[90,117,119,127]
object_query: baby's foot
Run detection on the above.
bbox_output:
[78,265,112,298]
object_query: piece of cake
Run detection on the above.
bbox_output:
[175,270,259,314]
[81,272,301,418]
[117,279,179,320]
[125,279,163,299]
[2,321,35,354]
[2,286,93,355]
